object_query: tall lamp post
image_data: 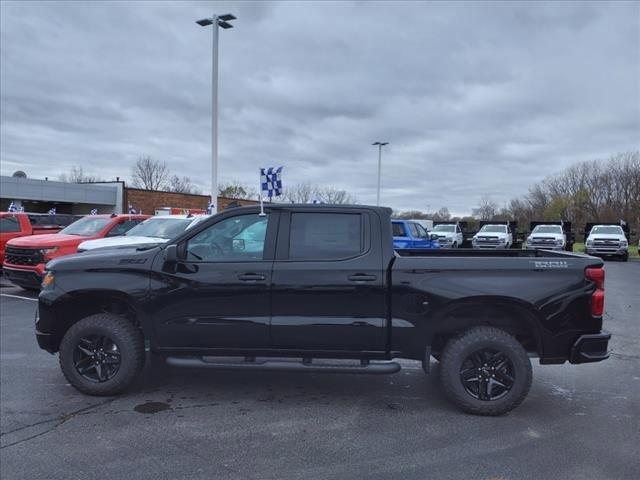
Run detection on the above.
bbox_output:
[372,141,389,206]
[196,13,236,213]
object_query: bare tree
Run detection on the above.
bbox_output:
[167,175,201,194]
[58,165,103,183]
[281,183,357,204]
[472,196,498,220]
[131,156,169,190]
[218,182,259,200]
[433,207,451,221]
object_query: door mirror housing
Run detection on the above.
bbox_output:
[164,244,178,264]
[430,234,439,241]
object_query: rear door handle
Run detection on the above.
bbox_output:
[238,273,266,282]
[347,274,377,282]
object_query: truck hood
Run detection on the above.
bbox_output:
[47,244,161,272]
[7,233,89,248]
[433,232,456,239]
[587,233,626,241]
[79,236,169,251]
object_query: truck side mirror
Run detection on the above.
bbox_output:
[164,244,177,264]
[430,234,439,241]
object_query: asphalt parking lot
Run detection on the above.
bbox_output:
[1,262,639,480]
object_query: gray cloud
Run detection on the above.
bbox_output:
[1,0,638,215]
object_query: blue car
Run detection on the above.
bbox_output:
[392,219,440,249]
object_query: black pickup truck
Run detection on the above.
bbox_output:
[36,205,610,415]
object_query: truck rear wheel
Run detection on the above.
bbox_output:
[440,326,532,416]
[59,313,144,396]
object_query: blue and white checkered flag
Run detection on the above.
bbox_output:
[8,201,17,212]
[90,208,98,215]
[260,167,283,198]
[48,207,56,215]
[128,203,136,214]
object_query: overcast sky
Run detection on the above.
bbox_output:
[1,1,638,215]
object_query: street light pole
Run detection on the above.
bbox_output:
[196,13,236,214]
[372,142,389,206]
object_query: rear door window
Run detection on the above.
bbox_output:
[289,213,363,260]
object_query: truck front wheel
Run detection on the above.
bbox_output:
[59,313,144,396]
[440,327,532,416]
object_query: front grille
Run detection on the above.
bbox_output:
[593,238,620,248]
[475,236,500,246]
[530,237,558,247]
[4,247,43,266]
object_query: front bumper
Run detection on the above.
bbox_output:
[525,244,564,250]
[586,248,627,256]
[569,331,611,364]
[3,266,43,289]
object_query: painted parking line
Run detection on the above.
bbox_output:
[0,293,38,302]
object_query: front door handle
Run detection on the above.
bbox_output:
[347,273,377,282]
[238,273,266,282]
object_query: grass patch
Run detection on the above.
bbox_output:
[573,242,639,258]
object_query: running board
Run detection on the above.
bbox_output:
[165,356,401,375]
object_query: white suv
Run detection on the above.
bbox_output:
[431,224,464,248]
[586,225,629,262]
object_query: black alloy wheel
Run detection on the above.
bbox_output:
[459,348,515,401]
[73,334,121,382]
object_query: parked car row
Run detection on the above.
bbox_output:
[395,218,633,261]
[1,211,210,290]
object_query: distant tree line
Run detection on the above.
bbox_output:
[395,151,640,235]
[219,181,357,204]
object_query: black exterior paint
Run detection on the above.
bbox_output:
[36,205,609,365]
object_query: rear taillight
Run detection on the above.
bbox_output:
[586,267,605,316]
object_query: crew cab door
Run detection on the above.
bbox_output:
[270,209,386,352]
[149,211,277,350]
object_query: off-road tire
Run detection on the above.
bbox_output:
[440,326,532,416]
[621,252,629,262]
[59,313,144,396]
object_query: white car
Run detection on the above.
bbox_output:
[585,224,629,262]
[472,224,513,249]
[431,223,464,248]
[78,214,209,252]
[525,224,566,251]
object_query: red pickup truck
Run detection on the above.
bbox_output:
[0,212,80,268]
[3,214,149,290]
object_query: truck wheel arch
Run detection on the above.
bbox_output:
[48,291,144,352]
[428,297,544,358]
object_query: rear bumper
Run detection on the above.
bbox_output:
[3,266,43,289]
[569,331,611,364]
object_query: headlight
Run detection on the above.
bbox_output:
[620,241,628,247]
[41,246,59,256]
[526,238,533,244]
[555,239,564,245]
[498,238,506,243]
[586,240,594,247]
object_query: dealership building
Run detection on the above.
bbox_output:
[0,175,257,215]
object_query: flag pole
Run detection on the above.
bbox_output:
[259,168,266,216]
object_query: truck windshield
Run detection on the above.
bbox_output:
[532,225,562,234]
[479,225,507,233]
[125,218,193,239]
[433,225,455,232]
[591,226,623,235]
[60,217,111,236]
